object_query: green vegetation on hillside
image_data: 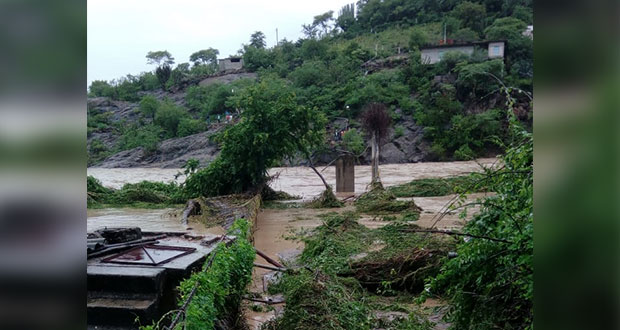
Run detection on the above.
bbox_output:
[88,0,532,164]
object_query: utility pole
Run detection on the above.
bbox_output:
[443,23,447,43]
[276,28,279,46]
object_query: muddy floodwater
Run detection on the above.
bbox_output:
[88,158,497,196]
[88,158,497,329]
[87,208,225,235]
[87,158,496,232]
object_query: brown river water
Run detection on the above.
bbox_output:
[88,158,497,328]
[86,158,497,234]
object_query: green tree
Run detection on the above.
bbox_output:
[155,65,171,90]
[88,80,114,97]
[484,17,527,41]
[146,50,175,66]
[289,60,328,88]
[409,28,429,49]
[184,78,327,197]
[342,128,364,155]
[301,23,318,39]
[147,51,175,90]
[169,62,190,87]
[139,95,159,120]
[511,5,533,25]
[452,28,480,42]
[154,100,188,137]
[249,31,266,49]
[312,11,334,38]
[117,124,163,153]
[336,3,356,32]
[177,118,206,137]
[484,17,532,81]
[189,48,219,66]
[450,1,486,34]
[454,58,505,99]
[242,45,274,71]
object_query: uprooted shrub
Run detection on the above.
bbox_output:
[342,223,454,293]
[355,186,421,216]
[87,175,185,207]
[300,211,372,273]
[307,186,344,208]
[388,174,489,198]
[264,213,437,330]
[264,270,371,330]
[261,185,299,201]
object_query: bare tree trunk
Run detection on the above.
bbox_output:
[370,133,380,184]
[304,151,330,190]
[310,164,330,190]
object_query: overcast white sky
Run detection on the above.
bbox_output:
[87,0,354,86]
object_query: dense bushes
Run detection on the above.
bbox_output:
[154,100,188,138]
[116,124,163,153]
[88,73,159,101]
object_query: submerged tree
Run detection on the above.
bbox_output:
[361,103,391,188]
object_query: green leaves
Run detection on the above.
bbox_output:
[184,78,327,197]
[426,120,533,328]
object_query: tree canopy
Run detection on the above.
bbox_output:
[146,50,175,66]
[189,48,219,66]
[249,31,266,49]
[184,78,326,197]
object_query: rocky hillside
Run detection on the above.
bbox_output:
[87,77,436,168]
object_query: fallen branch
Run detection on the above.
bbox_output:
[87,236,166,259]
[255,248,285,268]
[181,199,200,225]
[243,296,285,305]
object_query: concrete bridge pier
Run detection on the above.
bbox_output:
[335,155,355,193]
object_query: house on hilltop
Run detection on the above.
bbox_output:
[218,56,243,71]
[420,40,505,64]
